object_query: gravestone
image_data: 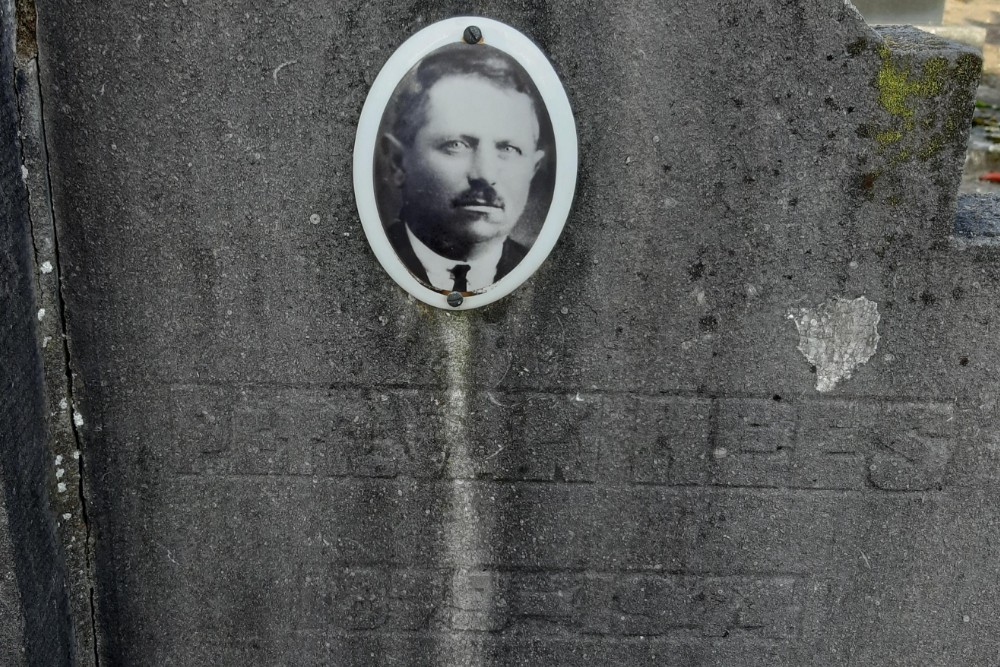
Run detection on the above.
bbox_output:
[1,3,76,664]
[1,0,996,664]
[852,0,945,26]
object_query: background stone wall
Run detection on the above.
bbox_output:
[2,0,996,664]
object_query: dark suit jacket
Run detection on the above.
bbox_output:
[385,221,528,292]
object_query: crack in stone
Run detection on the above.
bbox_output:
[14,49,100,667]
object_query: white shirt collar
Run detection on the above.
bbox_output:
[405,225,505,292]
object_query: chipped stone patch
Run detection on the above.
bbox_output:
[788,297,881,392]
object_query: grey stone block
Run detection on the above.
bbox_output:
[852,0,945,26]
[0,503,25,667]
[0,2,76,664]
[954,192,1000,241]
[21,0,996,664]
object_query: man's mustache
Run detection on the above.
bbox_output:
[452,186,504,210]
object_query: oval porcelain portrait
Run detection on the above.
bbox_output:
[353,17,578,310]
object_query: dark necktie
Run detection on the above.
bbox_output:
[450,264,470,292]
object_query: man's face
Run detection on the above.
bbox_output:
[395,74,544,255]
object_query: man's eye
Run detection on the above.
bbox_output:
[499,144,523,156]
[441,140,470,153]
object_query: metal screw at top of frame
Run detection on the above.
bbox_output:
[463,25,483,44]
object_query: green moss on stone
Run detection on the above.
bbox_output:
[921,57,947,93]
[875,52,947,119]
[875,129,902,146]
[848,38,868,57]
[918,135,944,160]
[860,37,981,200]
[955,53,983,87]
[889,148,911,164]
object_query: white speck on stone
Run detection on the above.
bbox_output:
[73,450,80,460]
[653,135,660,143]
[309,213,321,225]
[40,261,53,274]
[54,455,63,465]
[713,447,728,459]
[963,615,971,623]
[55,468,64,479]
[42,336,52,348]
[61,513,72,521]
[272,59,298,84]
[59,398,68,411]
[37,308,46,321]
[57,482,67,493]
[20,166,28,181]
[788,296,880,392]
[73,411,84,427]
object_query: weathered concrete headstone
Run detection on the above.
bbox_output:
[1,0,996,664]
[852,0,945,26]
[0,2,76,664]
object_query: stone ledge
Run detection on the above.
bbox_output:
[952,193,1000,243]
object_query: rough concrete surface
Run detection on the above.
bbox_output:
[0,503,25,667]
[0,0,74,664]
[22,0,999,664]
[0,8,28,663]
[14,54,96,666]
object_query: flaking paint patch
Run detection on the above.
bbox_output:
[788,296,881,392]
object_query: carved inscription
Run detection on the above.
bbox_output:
[288,566,815,639]
[168,385,955,491]
[796,400,955,491]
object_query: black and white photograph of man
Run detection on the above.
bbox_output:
[374,42,556,294]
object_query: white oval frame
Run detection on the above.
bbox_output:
[353,16,578,310]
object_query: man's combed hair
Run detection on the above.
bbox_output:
[389,42,543,148]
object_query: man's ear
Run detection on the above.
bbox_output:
[532,149,545,175]
[381,133,407,187]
